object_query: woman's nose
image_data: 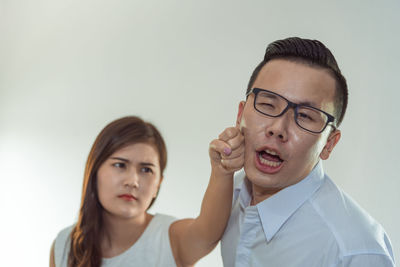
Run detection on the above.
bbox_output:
[124,171,139,189]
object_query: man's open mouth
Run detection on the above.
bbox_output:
[257,149,284,167]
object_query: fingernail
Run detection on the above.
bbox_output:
[224,147,231,155]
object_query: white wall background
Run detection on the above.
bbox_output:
[1,0,399,266]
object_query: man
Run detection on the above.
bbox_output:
[220,37,395,266]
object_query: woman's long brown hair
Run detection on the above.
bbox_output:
[68,116,167,267]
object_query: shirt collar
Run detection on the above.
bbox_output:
[236,161,325,242]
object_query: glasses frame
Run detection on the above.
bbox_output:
[247,88,336,134]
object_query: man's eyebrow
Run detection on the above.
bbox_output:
[297,100,319,108]
[263,92,320,108]
[110,157,130,162]
[260,92,278,99]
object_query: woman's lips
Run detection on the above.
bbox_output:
[118,194,137,201]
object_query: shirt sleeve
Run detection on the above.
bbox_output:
[337,253,395,267]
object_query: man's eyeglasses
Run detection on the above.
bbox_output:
[246,88,336,134]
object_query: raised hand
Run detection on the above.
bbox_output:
[209,126,245,177]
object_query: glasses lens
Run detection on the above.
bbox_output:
[296,106,329,132]
[255,90,287,116]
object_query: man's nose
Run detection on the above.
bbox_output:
[265,109,292,142]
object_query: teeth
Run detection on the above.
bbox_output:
[259,153,282,167]
[265,149,278,156]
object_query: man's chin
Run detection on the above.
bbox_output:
[244,165,280,186]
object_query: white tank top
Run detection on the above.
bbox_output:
[54,213,177,267]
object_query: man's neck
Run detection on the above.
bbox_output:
[250,183,282,205]
[248,162,321,205]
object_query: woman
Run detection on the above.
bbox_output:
[50,116,244,267]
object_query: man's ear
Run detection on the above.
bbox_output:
[320,129,341,160]
[236,101,246,127]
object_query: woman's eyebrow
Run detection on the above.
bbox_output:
[140,162,156,167]
[110,157,130,162]
[109,158,156,166]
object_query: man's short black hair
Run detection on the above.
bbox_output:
[247,37,348,127]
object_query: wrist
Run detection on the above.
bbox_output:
[211,165,235,180]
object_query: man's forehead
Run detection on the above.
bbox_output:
[254,59,335,84]
[252,59,337,110]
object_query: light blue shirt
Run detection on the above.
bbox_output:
[221,162,395,267]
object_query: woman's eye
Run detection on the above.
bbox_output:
[141,167,153,174]
[113,162,126,169]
